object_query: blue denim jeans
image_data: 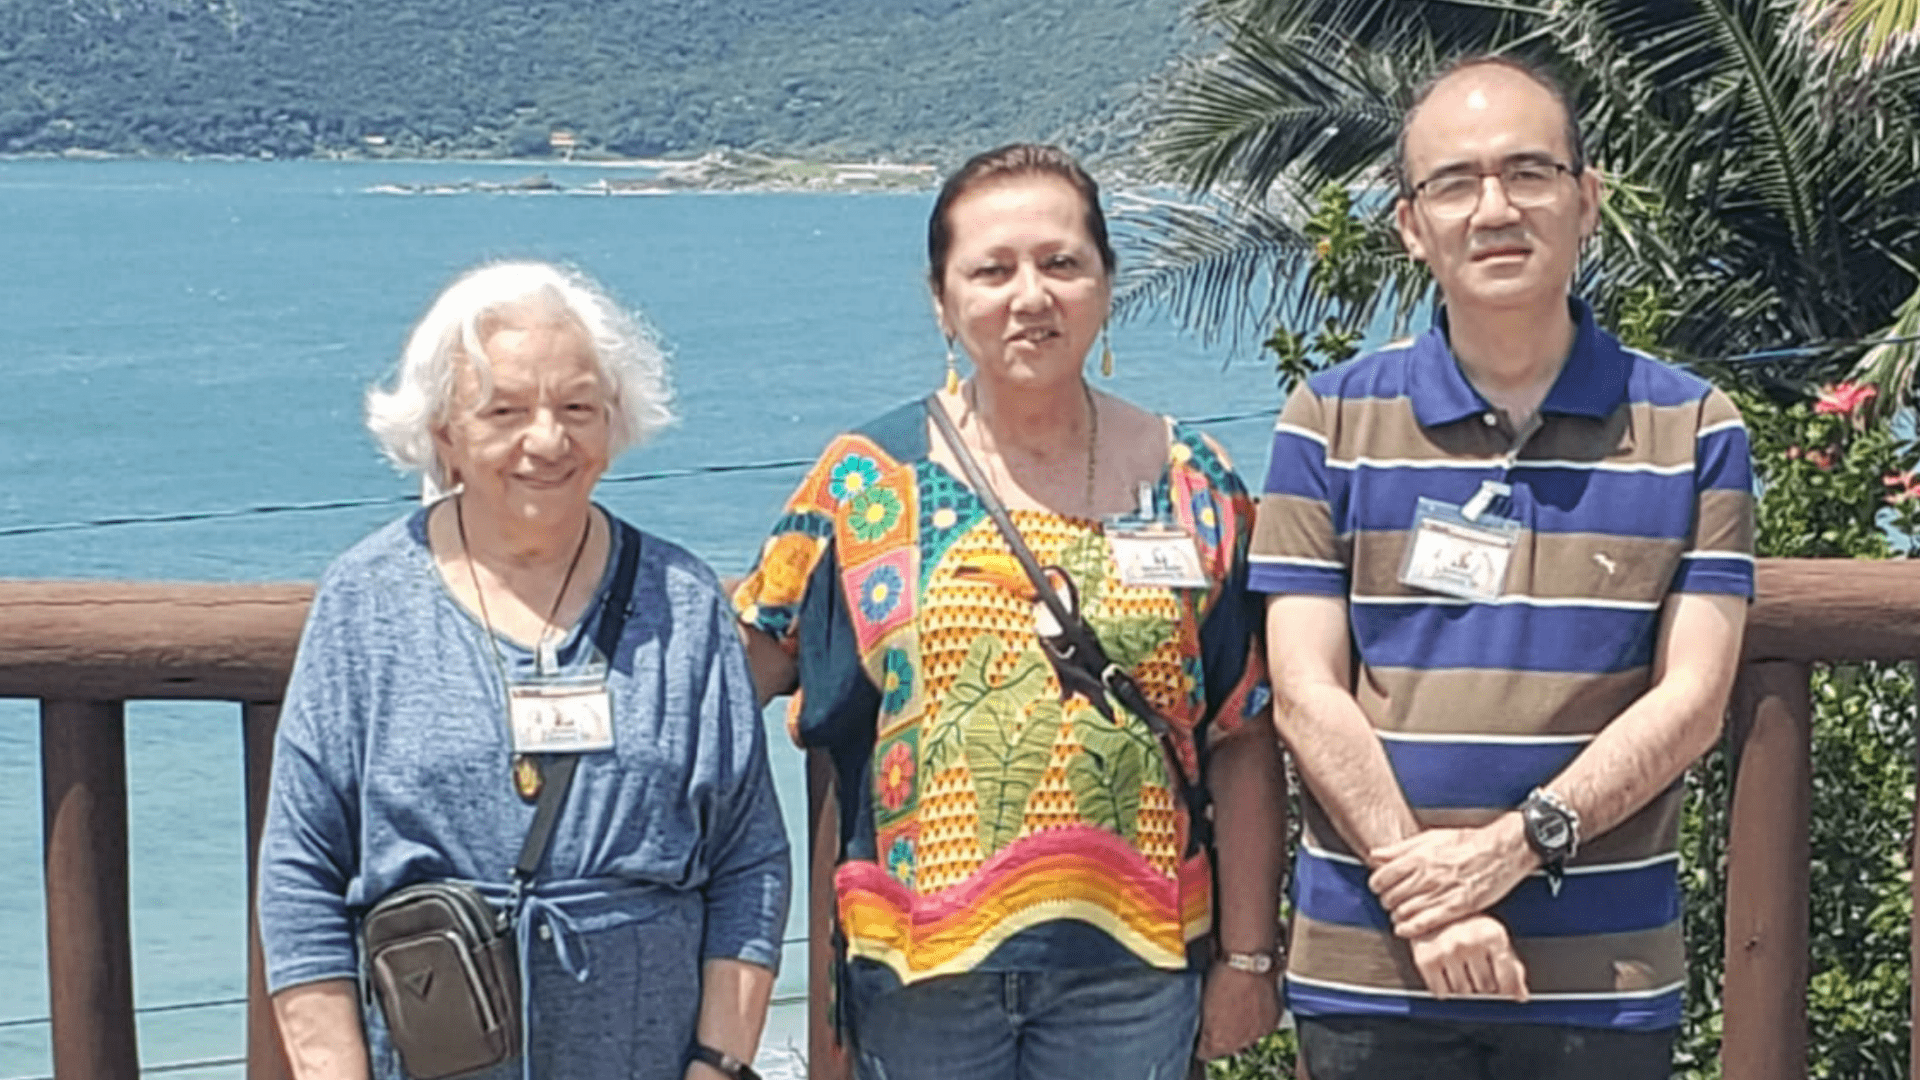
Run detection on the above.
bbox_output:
[1298,1015,1676,1080]
[845,962,1202,1080]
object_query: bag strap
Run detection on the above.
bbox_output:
[513,519,643,883]
[925,396,1211,850]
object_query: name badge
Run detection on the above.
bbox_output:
[1399,496,1520,602]
[1109,524,1210,589]
[508,680,614,754]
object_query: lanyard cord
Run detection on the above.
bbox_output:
[1463,412,1545,522]
[455,496,594,682]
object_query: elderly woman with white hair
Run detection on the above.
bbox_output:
[258,260,789,1080]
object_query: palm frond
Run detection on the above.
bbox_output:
[1799,0,1920,68]
[1851,271,1920,407]
[1111,187,1430,351]
[1129,0,1920,381]
[1147,21,1410,196]
[1109,192,1316,345]
[1191,0,1534,50]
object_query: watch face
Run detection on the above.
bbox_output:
[1227,952,1273,974]
[1537,817,1570,848]
[1526,797,1573,857]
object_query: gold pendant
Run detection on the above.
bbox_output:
[512,754,544,803]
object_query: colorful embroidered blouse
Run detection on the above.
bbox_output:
[734,400,1267,985]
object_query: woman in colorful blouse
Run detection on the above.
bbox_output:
[734,144,1285,1079]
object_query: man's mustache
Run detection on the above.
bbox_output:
[1468,227,1531,255]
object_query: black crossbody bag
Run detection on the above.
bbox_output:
[925,396,1212,852]
[358,522,641,1080]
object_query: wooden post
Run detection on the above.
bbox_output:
[1721,662,1812,1080]
[807,750,851,1080]
[40,698,139,1080]
[244,702,292,1080]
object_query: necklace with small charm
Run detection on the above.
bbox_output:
[457,498,599,803]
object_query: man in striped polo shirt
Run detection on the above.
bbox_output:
[1251,57,1754,1079]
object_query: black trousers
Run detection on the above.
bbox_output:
[1298,1016,1676,1080]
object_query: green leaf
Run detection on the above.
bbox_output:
[1066,709,1163,842]
[963,691,1066,856]
[1089,613,1177,673]
[1057,531,1110,605]
[925,635,1055,780]
[937,636,1069,856]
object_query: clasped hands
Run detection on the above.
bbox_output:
[1366,816,1538,1002]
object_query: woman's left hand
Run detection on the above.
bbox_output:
[1195,959,1281,1060]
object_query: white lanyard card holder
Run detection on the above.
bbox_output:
[1107,481,1209,590]
[507,675,615,754]
[1399,490,1521,603]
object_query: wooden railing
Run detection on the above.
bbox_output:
[2,560,1918,1079]
[0,581,309,1080]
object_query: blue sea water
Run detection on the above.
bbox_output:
[0,158,1289,1077]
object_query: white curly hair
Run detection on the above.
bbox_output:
[365,260,675,492]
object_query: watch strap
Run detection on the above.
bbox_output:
[1222,949,1276,974]
[1522,786,1579,897]
[690,1043,762,1080]
[1228,945,1274,972]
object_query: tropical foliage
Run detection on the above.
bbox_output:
[1678,379,1920,1079]
[1113,0,1920,403]
[1800,0,1920,70]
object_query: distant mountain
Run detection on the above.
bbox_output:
[0,0,1191,163]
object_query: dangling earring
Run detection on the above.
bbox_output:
[1099,325,1114,378]
[944,335,960,395]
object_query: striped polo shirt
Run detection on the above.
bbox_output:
[1250,299,1754,1030]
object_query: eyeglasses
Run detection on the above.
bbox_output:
[1411,161,1575,219]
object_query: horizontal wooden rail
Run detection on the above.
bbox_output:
[0,581,310,700]
[2,557,1919,1078]
[2,557,1915,698]
[1744,560,1920,661]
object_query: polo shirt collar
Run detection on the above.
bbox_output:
[1408,297,1628,428]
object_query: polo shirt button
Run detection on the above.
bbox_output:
[538,924,552,941]
[1482,412,1498,426]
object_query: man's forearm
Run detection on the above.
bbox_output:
[1207,720,1286,952]
[1545,674,1725,841]
[1371,593,1747,938]
[1276,681,1421,861]
[1544,593,1746,842]
[1374,654,1730,935]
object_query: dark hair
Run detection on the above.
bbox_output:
[926,143,1116,297]
[1394,55,1587,198]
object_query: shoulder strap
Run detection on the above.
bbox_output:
[925,396,1211,850]
[513,519,644,883]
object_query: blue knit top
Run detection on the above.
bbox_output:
[258,507,790,996]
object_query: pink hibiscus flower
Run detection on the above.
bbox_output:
[1814,382,1878,418]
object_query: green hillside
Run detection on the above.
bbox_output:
[0,0,1189,162]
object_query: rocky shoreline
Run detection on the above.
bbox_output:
[11,146,944,194]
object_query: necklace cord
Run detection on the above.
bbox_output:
[456,498,594,679]
[961,378,1101,512]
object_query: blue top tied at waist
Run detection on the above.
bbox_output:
[479,876,686,1080]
